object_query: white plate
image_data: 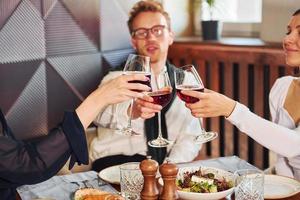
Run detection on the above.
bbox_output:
[98,165,121,184]
[159,166,234,200]
[264,174,300,199]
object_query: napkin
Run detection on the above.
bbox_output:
[17,171,117,200]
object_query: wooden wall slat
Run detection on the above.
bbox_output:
[269,65,279,89]
[223,61,234,156]
[238,62,249,162]
[253,63,265,169]
[209,60,220,158]
[172,58,181,66]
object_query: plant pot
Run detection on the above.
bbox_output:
[201,20,222,40]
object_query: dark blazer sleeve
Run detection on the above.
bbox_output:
[0,111,88,188]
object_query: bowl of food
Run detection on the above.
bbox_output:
[160,166,234,200]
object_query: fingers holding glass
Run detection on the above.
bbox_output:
[132,97,162,119]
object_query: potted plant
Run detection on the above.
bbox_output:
[201,0,222,40]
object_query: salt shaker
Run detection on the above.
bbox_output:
[140,156,159,200]
[159,159,179,200]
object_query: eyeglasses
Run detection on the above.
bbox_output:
[132,25,167,39]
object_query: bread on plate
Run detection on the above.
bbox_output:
[74,188,124,200]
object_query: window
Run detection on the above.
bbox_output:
[201,0,262,23]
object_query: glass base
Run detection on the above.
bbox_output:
[148,137,173,148]
[121,127,141,136]
[194,131,218,144]
[121,127,133,136]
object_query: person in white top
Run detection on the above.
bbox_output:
[181,9,300,180]
[90,0,201,171]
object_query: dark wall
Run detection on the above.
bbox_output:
[0,0,135,139]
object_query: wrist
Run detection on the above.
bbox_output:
[224,98,236,117]
[93,87,109,109]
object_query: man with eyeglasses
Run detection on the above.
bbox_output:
[90,0,202,171]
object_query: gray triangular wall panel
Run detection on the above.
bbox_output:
[0,61,41,114]
[100,0,133,51]
[102,48,135,69]
[46,62,82,130]
[43,0,57,19]
[45,0,98,56]
[62,0,100,50]
[6,62,48,140]
[0,0,45,64]
[0,0,21,30]
[29,0,42,17]
[47,53,102,98]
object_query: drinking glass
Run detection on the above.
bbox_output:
[148,71,173,147]
[174,64,218,143]
[120,162,144,200]
[122,54,151,136]
[234,169,264,200]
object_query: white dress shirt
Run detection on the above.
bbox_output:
[227,76,300,180]
[90,70,202,163]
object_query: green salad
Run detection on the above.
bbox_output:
[176,168,234,193]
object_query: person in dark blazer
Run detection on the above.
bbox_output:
[0,73,150,200]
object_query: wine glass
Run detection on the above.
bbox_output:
[174,64,218,143]
[148,71,173,147]
[122,54,151,136]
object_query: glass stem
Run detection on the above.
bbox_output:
[126,98,134,129]
[198,118,206,134]
[157,111,163,139]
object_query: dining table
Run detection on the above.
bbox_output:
[16,156,300,200]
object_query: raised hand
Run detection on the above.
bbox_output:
[98,74,151,106]
[131,95,162,119]
[76,74,150,130]
[182,89,236,118]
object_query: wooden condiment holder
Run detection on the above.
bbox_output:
[140,156,159,200]
[159,159,179,200]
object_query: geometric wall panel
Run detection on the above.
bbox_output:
[45,0,98,56]
[29,0,42,16]
[0,0,45,64]
[0,61,42,114]
[46,62,82,130]
[43,0,57,19]
[0,0,21,30]
[47,53,102,98]
[100,0,133,51]
[102,48,135,69]
[0,0,135,140]
[62,0,100,49]
[6,62,47,140]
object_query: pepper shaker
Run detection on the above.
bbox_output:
[140,156,159,200]
[159,159,179,200]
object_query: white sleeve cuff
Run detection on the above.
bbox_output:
[226,102,250,125]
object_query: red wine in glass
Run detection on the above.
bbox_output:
[148,89,172,107]
[176,85,204,103]
[127,72,151,92]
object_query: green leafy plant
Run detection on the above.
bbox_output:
[204,0,216,21]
